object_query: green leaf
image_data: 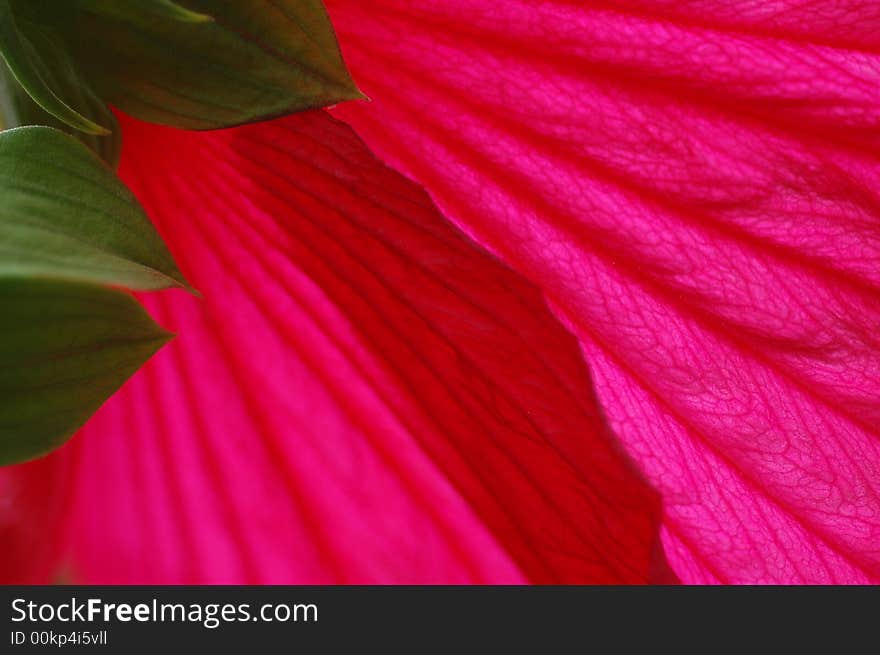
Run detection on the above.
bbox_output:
[0,126,190,291]
[0,0,108,135]
[88,0,214,24]
[0,125,191,464]
[18,0,362,130]
[0,277,172,465]
[0,32,120,166]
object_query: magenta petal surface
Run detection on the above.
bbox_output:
[0,111,665,583]
[327,0,880,583]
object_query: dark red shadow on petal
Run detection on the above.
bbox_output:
[0,111,670,584]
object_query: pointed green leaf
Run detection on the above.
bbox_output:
[0,126,190,291]
[0,0,108,135]
[0,125,190,464]
[17,0,361,130]
[0,33,120,167]
[0,277,171,464]
[90,0,214,24]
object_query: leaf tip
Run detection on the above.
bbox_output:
[87,122,112,137]
[335,81,371,105]
[165,269,200,297]
[174,9,215,24]
[187,286,203,299]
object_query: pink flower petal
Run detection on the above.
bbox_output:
[0,111,665,583]
[326,0,880,583]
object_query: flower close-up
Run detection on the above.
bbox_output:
[1,0,879,586]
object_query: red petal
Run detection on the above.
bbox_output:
[0,111,664,583]
[0,455,72,583]
[326,0,880,583]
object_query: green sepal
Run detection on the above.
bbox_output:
[0,126,195,464]
[0,126,190,291]
[0,277,172,465]
[0,0,108,135]
[17,0,362,130]
[0,35,120,167]
[89,0,214,24]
